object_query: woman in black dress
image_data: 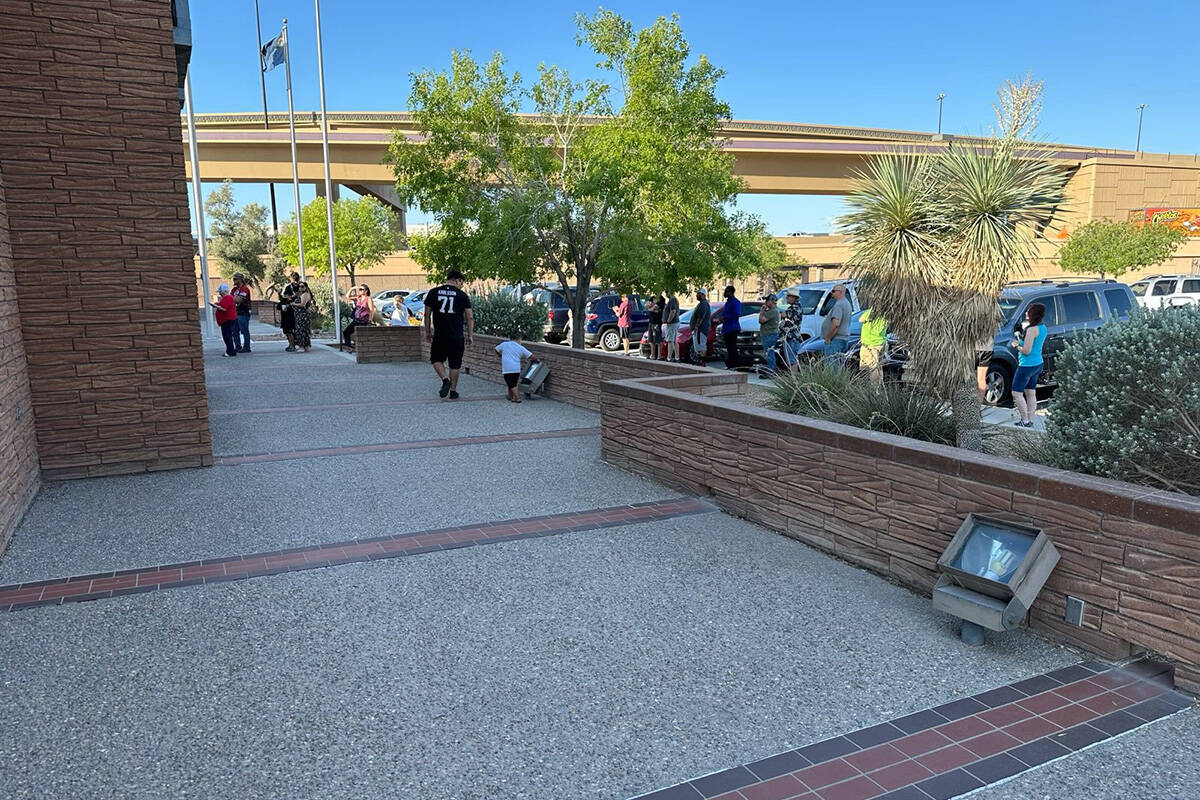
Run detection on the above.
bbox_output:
[291,281,314,352]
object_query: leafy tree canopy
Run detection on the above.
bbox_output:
[387,9,770,346]
[1057,219,1187,279]
[204,180,272,286]
[277,195,397,285]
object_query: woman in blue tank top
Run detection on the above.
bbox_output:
[1010,302,1047,428]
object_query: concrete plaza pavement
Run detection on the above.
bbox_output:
[0,335,1195,799]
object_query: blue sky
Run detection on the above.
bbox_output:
[189,0,1199,234]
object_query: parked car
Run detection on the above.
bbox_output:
[525,285,603,343]
[1129,274,1200,309]
[373,288,414,304]
[402,289,428,321]
[893,278,1135,405]
[583,293,650,351]
[712,281,862,365]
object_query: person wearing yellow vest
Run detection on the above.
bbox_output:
[858,308,888,384]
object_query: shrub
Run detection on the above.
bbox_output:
[766,363,957,445]
[306,280,353,333]
[470,293,548,341]
[1043,307,1200,495]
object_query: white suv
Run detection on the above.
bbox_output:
[1130,275,1200,309]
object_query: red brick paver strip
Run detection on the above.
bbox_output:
[209,395,508,416]
[0,498,713,612]
[626,659,1194,800]
[213,427,602,465]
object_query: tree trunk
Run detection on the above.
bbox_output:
[571,291,587,349]
[951,382,984,451]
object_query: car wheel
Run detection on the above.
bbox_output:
[599,327,622,352]
[984,364,1012,407]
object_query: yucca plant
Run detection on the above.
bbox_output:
[840,76,1068,450]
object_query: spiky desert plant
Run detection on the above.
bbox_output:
[840,76,1068,450]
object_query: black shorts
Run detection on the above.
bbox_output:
[280,306,295,334]
[975,350,993,368]
[503,372,520,389]
[430,336,465,369]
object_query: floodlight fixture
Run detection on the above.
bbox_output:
[933,514,1060,646]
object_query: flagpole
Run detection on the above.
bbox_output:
[254,0,279,233]
[184,69,215,340]
[282,18,306,281]
[314,0,340,339]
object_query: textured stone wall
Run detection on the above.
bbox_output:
[0,0,211,479]
[355,325,422,363]
[601,372,1200,693]
[0,164,39,553]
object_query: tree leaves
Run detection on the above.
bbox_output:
[276,195,397,283]
[1057,220,1187,279]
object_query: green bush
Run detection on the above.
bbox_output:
[470,293,549,341]
[306,280,353,333]
[766,363,957,445]
[1043,307,1200,496]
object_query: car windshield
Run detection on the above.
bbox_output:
[779,288,827,314]
[1130,282,1148,297]
[998,296,1022,323]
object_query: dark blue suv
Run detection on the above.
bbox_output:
[583,293,649,351]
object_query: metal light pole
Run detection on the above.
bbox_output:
[1135,103,1147,153]
[184,70,215,340]
[282,18,306,280]
[314,0,340,338]
[254,0,279,232]
[936,93,946,137]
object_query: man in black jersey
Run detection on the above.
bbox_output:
[424,269,474,399]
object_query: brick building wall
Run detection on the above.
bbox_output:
[601,372,1200,693]
[0,0,211,480]
[0,165,40,553]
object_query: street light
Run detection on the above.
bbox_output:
[1135,103,1148,153]
[936,93,946,137]
[933,514,1060,646]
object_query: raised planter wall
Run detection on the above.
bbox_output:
[600,372,1200,693]
[251,300,281,327]
[356,326,422,363]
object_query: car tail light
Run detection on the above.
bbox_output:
[547,310,554,320]
[587,313,598,321]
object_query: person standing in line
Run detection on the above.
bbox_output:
[230,273,252,353]
[778,289,803,370]
[290,281,313,353]
[663,291,681,362]
[721,285,742,369]
[615,293,632,356]
[342,286,362,349]
[496,333,537,403]
[1010,302,1047,428]
[280,272,300,352]
[211,284,239,358]
[425,269,474,399]
[646,294,663,359]
[758,293,781,376]
[820,283,853,370]
[690,289,711,366]
[858,307,888,384]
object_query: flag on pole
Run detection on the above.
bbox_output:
[261,29,287,73]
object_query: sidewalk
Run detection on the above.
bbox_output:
[0,340,1194,800]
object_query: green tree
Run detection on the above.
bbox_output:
[1057,219,1186,279]
[388,10,769,348]
[205,180,272,286]
[277,195,397,286]
[840,76,1069,451]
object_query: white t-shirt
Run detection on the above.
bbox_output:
[389,307,410,326]
[495,340,532,374]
